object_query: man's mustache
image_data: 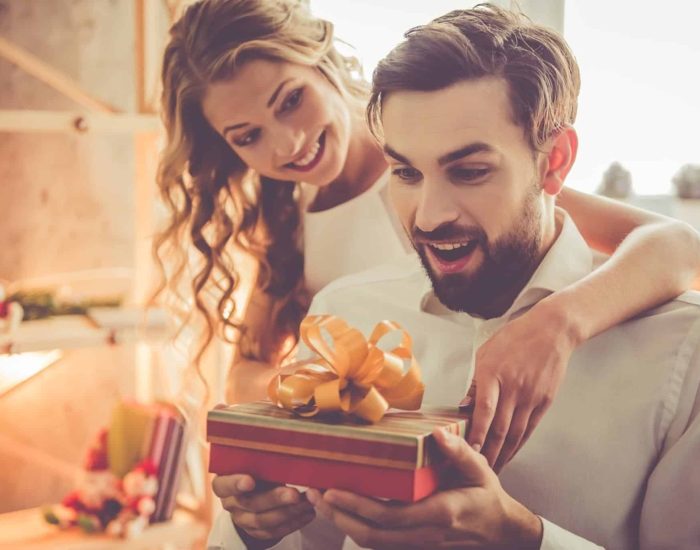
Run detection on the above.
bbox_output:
[412,224,487,244]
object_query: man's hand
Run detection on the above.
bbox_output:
[212,474,315,548]
[306,429,542,549]
[466,299,578,471]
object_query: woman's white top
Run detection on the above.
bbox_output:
[301,169,413,296]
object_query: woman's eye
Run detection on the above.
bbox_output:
[234,128,260,147]
[451,167,490,182]
[281,88,304,112]
[391,167,421,182]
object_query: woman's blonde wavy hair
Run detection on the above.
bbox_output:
[153,0,369,373]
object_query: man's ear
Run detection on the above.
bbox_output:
[542,126,578,196]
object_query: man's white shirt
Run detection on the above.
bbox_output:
[209,210,700,549]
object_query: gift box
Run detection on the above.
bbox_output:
[207,401,468,502]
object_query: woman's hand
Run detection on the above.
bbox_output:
[466,298,582,471]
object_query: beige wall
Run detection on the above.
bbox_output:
[0,1,167,513]
[0,0,137,281]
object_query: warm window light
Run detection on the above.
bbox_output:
[564,1,700,194]
[0,350,62,396]
[310,0,480,79]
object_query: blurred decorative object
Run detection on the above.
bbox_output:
[43,428,150,535]
[104,461,159,538]
[1,268,131,322]
[596,162,633,198]
[6,268,131,317]
[672,164,700,199]
[43,401,186,538]
[0,282,24,334]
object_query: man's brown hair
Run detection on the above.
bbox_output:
[367,3,580,151]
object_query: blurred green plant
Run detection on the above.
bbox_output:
[8,290,121,321]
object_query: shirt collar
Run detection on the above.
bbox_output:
[418,208,594,322]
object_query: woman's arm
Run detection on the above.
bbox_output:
[469,187,700,470]
[225,287,279,404]
[558,186,700,309]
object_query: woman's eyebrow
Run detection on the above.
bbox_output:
[222,78,295,137]
[267,78,294,107]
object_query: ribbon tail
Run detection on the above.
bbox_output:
[351,386,389,423]
[381,363,424,410]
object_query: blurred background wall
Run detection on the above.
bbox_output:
[0,0,137,282]
[0,0,169,514]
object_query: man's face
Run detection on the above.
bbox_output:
[382,77,548,317]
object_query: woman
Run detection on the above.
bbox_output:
[154,0,700,473]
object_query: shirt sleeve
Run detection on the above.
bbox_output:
[207,508,303,550]
[638,319,700,549]
[207,500,350,550]
[539,518,605,549]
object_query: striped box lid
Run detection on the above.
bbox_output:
[207,401,469,470]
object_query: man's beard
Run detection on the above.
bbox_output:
[414,189,542,318]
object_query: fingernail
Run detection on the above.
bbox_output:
[306,491,318,505]
[471,443,482,452]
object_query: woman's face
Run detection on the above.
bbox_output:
[202,58,353,187]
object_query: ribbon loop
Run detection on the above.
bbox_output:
[268,315,425,422]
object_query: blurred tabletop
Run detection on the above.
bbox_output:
[0,507,206,550]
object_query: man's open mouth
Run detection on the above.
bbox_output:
[421,239,481,275]
[426,240,479,262]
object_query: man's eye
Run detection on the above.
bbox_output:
[234,128,260,147]
[451,167,490,182]
[281,88,304,112]
[391,167,421,182]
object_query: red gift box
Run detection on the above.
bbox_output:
[207,401,468,502]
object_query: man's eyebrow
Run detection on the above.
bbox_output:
[438,142,493,166]
[222,78,294,137]
[383,144,413,165]
[384,142,494,166]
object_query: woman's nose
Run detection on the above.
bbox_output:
[273,125,306,161]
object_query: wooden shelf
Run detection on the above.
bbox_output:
[0,508,207,550]
[0,308,168,355]
[0,110,160,134]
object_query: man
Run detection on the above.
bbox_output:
[209,5,700,549]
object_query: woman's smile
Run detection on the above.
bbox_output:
[284,131,326,172]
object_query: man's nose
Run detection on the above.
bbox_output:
[272,125,306,161]
[414,180,460,233]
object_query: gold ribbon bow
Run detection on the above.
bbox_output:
[268,315,425,423]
